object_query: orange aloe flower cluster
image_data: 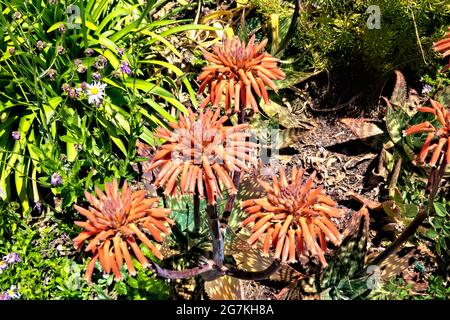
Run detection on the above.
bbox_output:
[403,100,450,166]
[73,179,173,282]
[148,108,258,204]
[198,35,285,113]
[433,27,450,72]
[241,166,343,267]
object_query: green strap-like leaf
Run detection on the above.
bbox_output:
[147,25,219,46]
[0,112,35,196]
[15,153,29,212]
[140,59,198,106]
[125,78,188,114]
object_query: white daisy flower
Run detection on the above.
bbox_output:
[86,81,107,105]
[6,285,20,299]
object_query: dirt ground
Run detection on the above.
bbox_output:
[292,114,381,203]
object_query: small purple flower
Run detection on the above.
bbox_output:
[117,48,125,57]
[51,173,63,186]
[61,83,70,92]
[8,47,15,55]
[58,24,66,34]
[47,69,57,81]
[36,40,46,51]
[11,131,20,141]
[0,261,8,273]
[120,60,132,75]
[57,46,65,55]
[80,82,88,90]
[68,88,82,99]
[77,64,87,74]
[34,201,42,213]
[68,88,77,99]
[422,84,433,95]
[92,72,102,81]
[13,11,22,20]
[0,293,11,300]
[85,48,94,56]
[94,55,108,70]
[111,70,121,78]
[3,253,20,264]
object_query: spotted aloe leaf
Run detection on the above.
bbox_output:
[340,118,386,147]
[385,99,411,144]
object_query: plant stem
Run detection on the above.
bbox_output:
[427,155,447,213]
[388,157,402,193]
[207,204,224,268]
[370,206,427,266]
[225,260,281,280]
[410,8,427,65]
[194,192,200,233]
[222,172,242,222]
[150,261,214,279]
[149,0,172,17]
[222,106,247,223]
[371,154,447,266]
[150,258,281,281]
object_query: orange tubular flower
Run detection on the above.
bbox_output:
[433,27,450,72]
[241,166,343,267]
[148,108,258,204]
[403,99,450,166]
[198,35,285,114]
[73,179,173,283]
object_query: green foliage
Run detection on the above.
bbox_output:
[285,0,450,93]
[370,275,450,300]
[0,201,90,299]
[0,0,208,211]
[421,73,450,98]
[289,0,367,71]
[369,277,413,300]
[121,270,172,300]
[163,195,223,269]
[88,267,171,300]
[318,211,372,300]
[0,199,171,299]
[425,275,450,299]
[250,0,290,19]
[426,200,450,256]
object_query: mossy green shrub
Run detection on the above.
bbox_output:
[273,0,450,98]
